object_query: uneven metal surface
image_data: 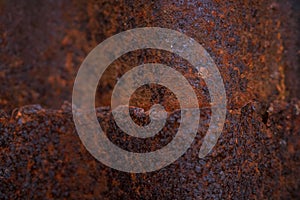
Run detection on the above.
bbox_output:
[1,0,298,111]
[0,101,300,199]
[0,0,299,199]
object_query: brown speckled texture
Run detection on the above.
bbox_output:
[1,0,298,111]
[0,100,300,199]
[0,0,299,199]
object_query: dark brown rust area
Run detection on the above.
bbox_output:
[0,100,299,199]
[0,0,299,199]
[0,0,298,112]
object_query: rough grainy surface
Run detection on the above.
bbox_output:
[0,0,299,199]
[0,0,299,112]
[0,101,299,199]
